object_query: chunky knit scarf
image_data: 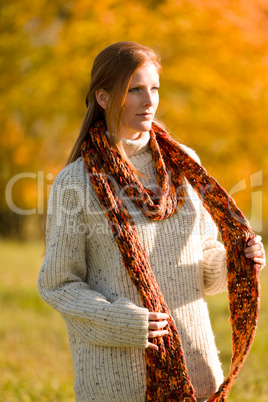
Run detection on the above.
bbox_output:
[81,120,260,402]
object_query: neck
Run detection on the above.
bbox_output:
[120,132,142,141]
[106,131,150,156]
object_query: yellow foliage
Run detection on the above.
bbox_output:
[1,0,268,236]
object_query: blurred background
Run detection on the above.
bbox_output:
[1,0,267,400]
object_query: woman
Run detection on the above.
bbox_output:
[38,42,265,402]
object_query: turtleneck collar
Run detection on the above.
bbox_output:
[105,131,150,156]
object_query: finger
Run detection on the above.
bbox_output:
[252,257,265,265]
[245,243,262,252]
[148,329,169,338]
[245,248,264,259]
[148,320,168,330]
[147,342,158,351]
[247,235,262,247]
[245,243,263,256]
[148,312,169,321]
[245,252,264,260]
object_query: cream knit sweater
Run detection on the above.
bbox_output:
[38,132,227,401]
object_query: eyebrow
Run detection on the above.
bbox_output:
[129,82,160,87]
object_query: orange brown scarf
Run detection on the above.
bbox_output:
[81,120,260,402]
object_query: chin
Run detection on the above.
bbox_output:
[137,121,153,132]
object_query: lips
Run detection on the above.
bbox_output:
[137,112,153,119]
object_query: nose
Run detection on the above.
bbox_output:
[143,90,154,107]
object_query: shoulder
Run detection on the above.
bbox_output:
[179,144,201,164]
[53,157,88,188]
[47,158,91,216]
[49,157,91,204]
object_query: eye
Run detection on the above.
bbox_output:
[128,87,140,93]
[152,86,160,91]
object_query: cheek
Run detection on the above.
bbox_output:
[154,94,159,109]
[120,102,134,125]
[124,97,137,111]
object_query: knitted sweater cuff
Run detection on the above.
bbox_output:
[62,297,149,349]
[203,240,228,295]
[37,267,149,349]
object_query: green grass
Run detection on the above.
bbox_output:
[207,261,268,401]
[0,241,74,401]
[0,240,267,401]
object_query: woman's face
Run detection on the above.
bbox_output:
[119,62,160,140]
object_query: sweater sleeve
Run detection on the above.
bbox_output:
[181,144,228,295]
[200,206,228,295]
[37,162,149,348]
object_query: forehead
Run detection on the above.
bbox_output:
[130,63,160,84]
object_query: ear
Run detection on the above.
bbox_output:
[95,89,110,109]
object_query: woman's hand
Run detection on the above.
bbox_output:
[147,312,169,351]
[245,235,266,266]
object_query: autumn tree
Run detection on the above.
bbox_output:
[1,0,267,237]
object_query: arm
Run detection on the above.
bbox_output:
[200,203,266,295]
[182,145,265,294]
[37,162,149,348]
[181,144,228,295]
[200,206,228,295]
[201,218,266,295]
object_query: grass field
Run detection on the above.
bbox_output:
[1,240,267,401]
